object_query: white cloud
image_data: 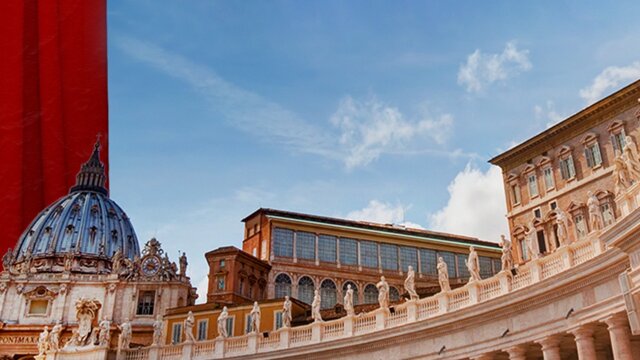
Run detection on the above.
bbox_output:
[429,164,508,242]
[534,101,565,128]
[457,41,532,93]
[346,200,424,229]
[195,275,209,304]
[579,62,640,105]
[331,96,454,169]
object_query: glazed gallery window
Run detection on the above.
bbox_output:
[197,320,208,341]
[420,249,437,275]
[296,231,316,260]
[225,317,234,337]
[136,290,155,315]
[245,314,252,334]
[601,203,615,226]
[456,254,470,279]
[400,247,418,272]
[172,323,182,344]
[543,167,555,189]
[273,228,294,258]
[274,311,283,330]
[479,256,493,278]
[364,284,379,304]
[342,281,359,306]
[297,276,315,304]
[559,156,576,180]
[584,143,603,168]
[438,251,457,278]
[510,183,521,205]
[339,238,358,266]
[320,279,337,309]
[389,287,400,302]
[360,241,378,268]
[274,273,292,298]
[528,174,539,197]
[519,238,528,261]
[574,214,588,239]
[28,299,49,316]
[380,244,398,271]
[318,235,337,263]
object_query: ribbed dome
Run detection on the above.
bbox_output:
[11,140,140,266]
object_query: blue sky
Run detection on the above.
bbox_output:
[106,1,640,300]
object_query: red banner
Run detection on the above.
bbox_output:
[0,0,109,257]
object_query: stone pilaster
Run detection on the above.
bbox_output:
[603,314,634,360]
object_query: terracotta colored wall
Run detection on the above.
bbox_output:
[0,0,109,257]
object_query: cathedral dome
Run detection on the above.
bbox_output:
[8,141,140,272]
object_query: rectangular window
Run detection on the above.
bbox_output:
[420,249,437,275]
[225,317,234,337]
[172,323,182,344]
[275,311,283,330]
[220,259,225,268]
[273,228,294,258]
[296,231,316,260]
[533,208,542,219]
[612,132,626,154]
[479,256,493,278]
[380,244,398,271]
[574,215,587,239]
[456,254,469,279]
[438,251,457,278]
[601,203,614,226]
[550,201,557,210]
[197,320,208,341]
[543,167,554,189]
[492,258,502,274]
[511,184,521,205]
[519,238,528,261]
[245,314,252,334]
[585,143,603,168]
[217,276,225,291]
[360,241,378,268]
[136,291,155,315]
[560,156,576,180]
[28,300,49,315]
[318,235,337,263]
[261,240,267,260]
[339,238,358,266]
[528,174,539,197]
[400,247,418,272]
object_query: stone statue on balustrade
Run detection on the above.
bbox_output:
[118,318,132,350]
[525,222,539,260]
[499,235,513,272]
[250,302,261,332]
[311,290,323,322]
[437,257,451,292]
[38,326,50,355]
[613,155,631,195]
[64,298,102,350]
[587,191,604,232]
[555,209,570,248]
[2,248,13,271]
[184,311,196,342]
[49,322,63,351]
[217,307,229,338]
[97,316,110,347]
[466,246,482,282]
[152,315,164,345]
[404,266,419,301]
[179,252,188,277]
[344,285,355,316]
[623,135,640,181]
[282,296,292,327]
[376,276,390,309]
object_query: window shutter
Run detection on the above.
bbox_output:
[560,159,568,179]
[584,148,593,168]
[568,156,576,178]
[611,135,619,155]
[593,144,602,165]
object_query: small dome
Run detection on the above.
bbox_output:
[11,140,140,265]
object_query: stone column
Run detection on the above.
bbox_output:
[571,325,597,360]
[537,336,562,360]
[504,344,527,360]
[604,314,634,360]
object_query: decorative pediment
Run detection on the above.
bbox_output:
[537,156,552,167]
[595,189,614,201]
[507,173,519,182]
[544,210,558,222]
[567,201,585,214]
[558,145,572,157]
[581,132,598,144]
[608,120,625,132]
[532,218,544,228]
[23,286,58,300]
[522,164,536,174]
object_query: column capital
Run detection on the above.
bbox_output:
[536,335,561,351]
[603,312,630,330]
[504,344,527,359]
[569,323,597,339]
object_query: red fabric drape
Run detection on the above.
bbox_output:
[0,0,109,257]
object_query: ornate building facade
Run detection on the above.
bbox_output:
[0,142,196,359]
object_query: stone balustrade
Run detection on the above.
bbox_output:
[47,232,600,360]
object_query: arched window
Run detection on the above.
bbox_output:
[297,276,315,305]
[342,281,359,306]
[364,284,378,304]
[389,286,400,302]
[274,273,292,299]
[320,279,337,309]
